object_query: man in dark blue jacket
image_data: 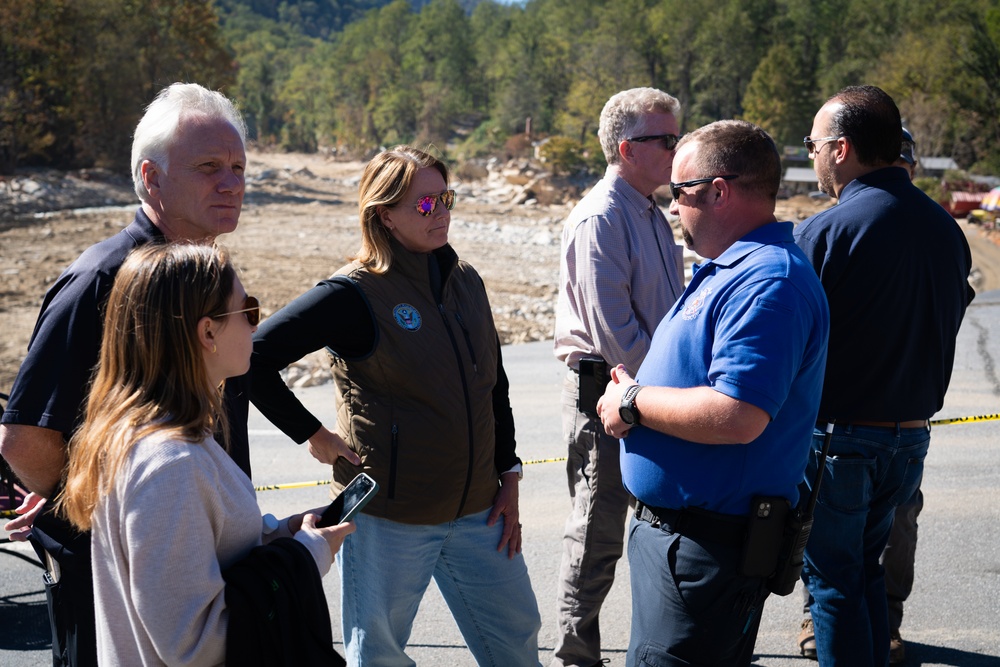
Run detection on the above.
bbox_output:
[794,85,974,667]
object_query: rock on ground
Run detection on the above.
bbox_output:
[1,150,998,391]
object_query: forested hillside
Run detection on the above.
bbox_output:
[4,0,1000,176]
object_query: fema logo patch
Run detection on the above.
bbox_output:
[681,286,712,321]
[393,303,422,331]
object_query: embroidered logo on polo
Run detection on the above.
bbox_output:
[681,286,712,320]
[393,303,422,331]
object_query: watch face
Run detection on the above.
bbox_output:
[619,384,641,426]
[619,405,637,425]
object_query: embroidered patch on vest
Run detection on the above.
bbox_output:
[681,286,712,321]
[393,303,422,331]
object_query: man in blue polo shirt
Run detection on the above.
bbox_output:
[0,82,249,667]
[596,120,829,666]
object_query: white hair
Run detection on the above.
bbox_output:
[598,87,681,165]
[130,83,247,203]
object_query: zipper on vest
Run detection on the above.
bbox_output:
[388,423,399,500]
[438,303,475,519]
[454,311,478,373]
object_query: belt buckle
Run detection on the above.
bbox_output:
[636,502,660,528]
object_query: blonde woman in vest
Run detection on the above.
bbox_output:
[59,243,353,665]
[249,146,542,666]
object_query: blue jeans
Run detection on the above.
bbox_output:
[802,423,929,667]
[883,485,923,632]
[338,508,542,667]
[626,515,769,667]
[801,484,924,633]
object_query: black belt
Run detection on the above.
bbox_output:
[635,501,747,548]
[816,419,929,430]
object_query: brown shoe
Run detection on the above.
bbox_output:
[889,628,906,664]
[798,618,817,660]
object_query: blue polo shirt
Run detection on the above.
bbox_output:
[621,221,829,515]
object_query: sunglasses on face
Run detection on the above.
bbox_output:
[803,135,842,155]
[413,190,456,216]
[669,175,739,201]
[628,134,682,151]
[216,295,260,326]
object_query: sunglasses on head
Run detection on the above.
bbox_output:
[413,190,456,217]
[669,175,739,201]
[628,134,682,151]
[216,295,260,326]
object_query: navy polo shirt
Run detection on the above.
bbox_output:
[794,167,974,421]
[4,210,163,435]
[621,222,830,516]
[3,210,253,477]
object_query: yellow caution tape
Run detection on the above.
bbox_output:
[254,479,331,492]
[2,414,997,510]
[930,413,1000,426]
[247,412,1000,492]
[522,457,568,466]
[249,457,572,493]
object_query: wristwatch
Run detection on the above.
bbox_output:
[619,384,644,426]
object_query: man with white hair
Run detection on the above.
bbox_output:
[551,87,685,667]
[0,82,248,667]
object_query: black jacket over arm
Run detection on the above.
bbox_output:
[223,538,345,666]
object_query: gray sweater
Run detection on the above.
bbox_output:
[91,433,330,666]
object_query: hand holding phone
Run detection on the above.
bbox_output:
[317,472,379,527]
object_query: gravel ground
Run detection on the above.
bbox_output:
[2,149,998,393]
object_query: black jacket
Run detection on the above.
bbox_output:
[223,537,344,666]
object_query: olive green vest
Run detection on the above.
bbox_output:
[330,243,500,525]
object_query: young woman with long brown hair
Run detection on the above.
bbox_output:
[60,242,352,665]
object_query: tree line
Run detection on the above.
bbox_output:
[4,0,1000,176]
[1,0,234,173]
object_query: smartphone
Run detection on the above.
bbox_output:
[740,496,790,577]
[578,357,609,419]
[317,472,379,527]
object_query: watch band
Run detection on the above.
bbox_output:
[620,384,644,425]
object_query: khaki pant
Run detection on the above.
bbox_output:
[551,372,632,667]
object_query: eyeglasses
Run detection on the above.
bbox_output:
[628,134,682,151]
[803,135,842,155]
[412,190,456,217]
[669,175,739,201]
[215,295,260,326]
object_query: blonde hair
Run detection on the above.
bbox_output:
[356,146,449,274]
[59,242,236,530]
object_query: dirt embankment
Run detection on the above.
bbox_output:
[2,150,999,393]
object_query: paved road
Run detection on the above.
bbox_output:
[2,293,999,666]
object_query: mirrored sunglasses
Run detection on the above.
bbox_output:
[414,189,456,216]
